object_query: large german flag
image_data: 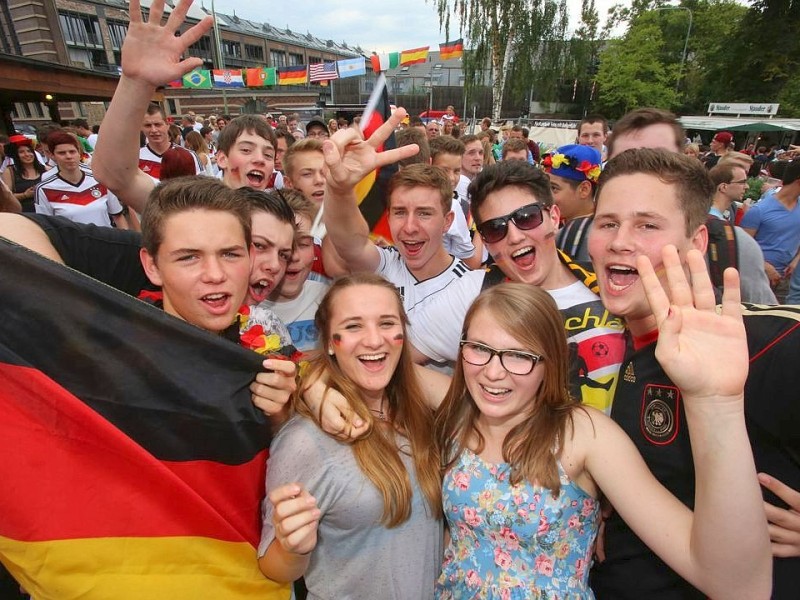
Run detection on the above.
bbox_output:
[0,239,288,599]
[355,81,398,243]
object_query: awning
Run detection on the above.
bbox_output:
[679,116,800,132]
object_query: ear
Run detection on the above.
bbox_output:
[215,150,229,171]
[578,180,594,200]
[140,248,163,287]
[691,223,708,254]
[548,203,562,226]
[442,209,455,233]
[283,175,295,189]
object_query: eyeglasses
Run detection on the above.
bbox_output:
[460,340,543,375]
[307,131,329,139]
[476,203,547,244]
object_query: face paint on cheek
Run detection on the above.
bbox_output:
[392,333,405,345]
[331,333,342,346]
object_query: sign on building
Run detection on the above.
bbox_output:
[708,103,779,116]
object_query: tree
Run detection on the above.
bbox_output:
[434,0,570,120]
[595,13,680,116]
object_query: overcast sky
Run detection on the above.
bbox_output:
[206,0,623,54]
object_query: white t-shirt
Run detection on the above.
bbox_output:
[443,196,475,259]
[258,280,329,353]
[376,246,470,317]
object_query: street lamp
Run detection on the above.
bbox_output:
[654,5,693,93]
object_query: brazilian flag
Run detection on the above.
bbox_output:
[0,239,288,599]
[182,68,212,89]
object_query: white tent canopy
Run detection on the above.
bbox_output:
[679,116,800,132]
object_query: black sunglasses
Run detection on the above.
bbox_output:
[476,203,547,244]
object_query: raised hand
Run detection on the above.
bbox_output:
[637,246,748,402]
[269,483,320,556]
[123,0,213,87]
[322,107,419,194]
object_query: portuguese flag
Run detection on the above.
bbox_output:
[0,239,288,600]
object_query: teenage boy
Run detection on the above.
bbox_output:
[139,104,202,182]
[577,114,609,159]
[545,144,601,264]
[282,139,325,206]
[35,131,128,229]
[455,134,484,200]
[260,190,329,353]
[588,148,800,599]
[92,8,277,215]
[323,159,470,317]
[429,135,483,268]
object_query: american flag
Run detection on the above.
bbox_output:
[309,61,339,83]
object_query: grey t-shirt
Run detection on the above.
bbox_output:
[259,415,442,600]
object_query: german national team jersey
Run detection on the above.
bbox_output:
[592,304,800,600]
[34,170,123,227]
[138,144,202,181]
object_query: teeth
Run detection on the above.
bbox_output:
[359,353,386,361]
[609,265,636,274]
[481,385,510,394]
[204,293,226,301]
[512,247,533,258]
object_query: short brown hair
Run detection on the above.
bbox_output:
[579,114,608,135]
[385,163,452,214]
[46,131,81,153]
[598,148,713,235]
[470,160,553,225]
[709,163,742,188]
[428,135,465,160]
[395,128,430,167]
[501,138,528,158]
[283,138,323,178]
[217,115,277,155]
[141,176,252,258]
[606,108,684,158]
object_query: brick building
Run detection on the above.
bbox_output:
[0,0,369,129]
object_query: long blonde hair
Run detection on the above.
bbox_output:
[435,283,580,495]
[297,273,441,525]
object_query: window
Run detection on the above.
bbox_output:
[288,52,304,66]
[245,44,264,62]
[59,11,103,48]
[14,103,29,119]
[270,49,286,67]
[107,20,127,49]
[308,56,321,64]
[188,35,213,67]
[222,40,241,58]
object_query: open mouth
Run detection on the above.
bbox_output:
[358,353,387,371]
[248,278,273,303]
[402,240,424,256]
[480,384,511,399]
[511,246,536,268]
[246,170,266,187]
[311,190,325,202]
[201,292,232,313]
[606,265,639,291]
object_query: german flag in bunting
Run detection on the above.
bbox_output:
[0,239,288,600]
[439,38,464,61]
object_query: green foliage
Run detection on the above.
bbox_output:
[595,15,680,116]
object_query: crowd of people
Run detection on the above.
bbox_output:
[1,0,799,598]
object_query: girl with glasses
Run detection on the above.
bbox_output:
[434,249,769,598]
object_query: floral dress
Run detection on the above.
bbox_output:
[436,449,600,599]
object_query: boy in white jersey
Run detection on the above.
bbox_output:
[323,160,470,318]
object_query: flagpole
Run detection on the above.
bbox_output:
[210,0,229,114]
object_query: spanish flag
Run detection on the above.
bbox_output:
[0,239,288,600]
[439,38,464,61]
[277,65,308,85]
[400,46,429,66]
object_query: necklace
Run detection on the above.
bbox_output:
[369,397,387,421]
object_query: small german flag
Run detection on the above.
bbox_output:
[277,65,308,85]
[400,46,429,66]
[439,38,464,61]
[0,239,288,599]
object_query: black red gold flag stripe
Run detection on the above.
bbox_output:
[0,238,288,599]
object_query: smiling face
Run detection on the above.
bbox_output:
[387,185,453,280]
[274,212,315,302]
[478,186,565,288]
[216,131,275,190]
[285,151,325,205]
[589,173,706,336]
[17,145,35,165]
[247,211,295,304]
[431,152,462,189]
[328,284,405,405]
[462,307,544,431]
[140,209,250,333]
